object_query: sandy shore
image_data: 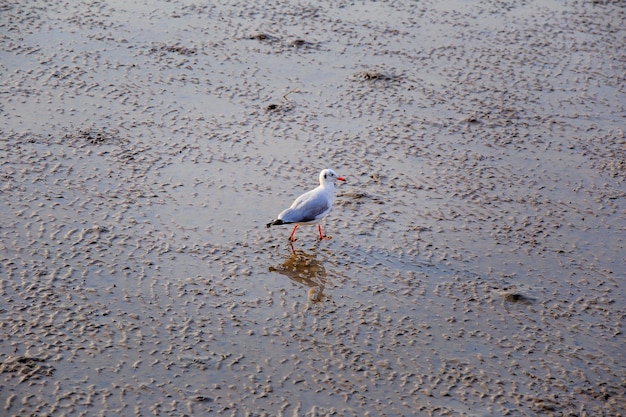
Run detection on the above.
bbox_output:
[1,0,624,415]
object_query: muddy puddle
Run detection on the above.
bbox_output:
[1,0,624,415]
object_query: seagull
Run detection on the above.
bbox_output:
[267,169,346,242]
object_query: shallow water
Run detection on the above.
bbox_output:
[1,0,624,415]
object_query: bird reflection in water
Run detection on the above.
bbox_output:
[269,245,329,303]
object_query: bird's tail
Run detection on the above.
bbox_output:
[266,219,286,228]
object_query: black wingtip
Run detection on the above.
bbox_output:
[267,219,285,228]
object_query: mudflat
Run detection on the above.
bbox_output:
[1,1,624,415]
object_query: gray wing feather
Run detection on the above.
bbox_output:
[278,190,331,223]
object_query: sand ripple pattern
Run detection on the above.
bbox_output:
[1,0,624,416]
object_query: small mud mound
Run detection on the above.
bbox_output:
[351,71,402,83]
[287,38,316,49]
[492,285,536,304]
[151,42,197,56]
[263,101,294,113]
[336,191,384,207]
[247,32,279,42]
[246,33,320,51]
[65,128,125,146]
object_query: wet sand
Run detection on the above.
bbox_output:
[1,0,625,415]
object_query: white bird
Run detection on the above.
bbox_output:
[267,169,346,242]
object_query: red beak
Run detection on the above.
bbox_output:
[337,177,346,182]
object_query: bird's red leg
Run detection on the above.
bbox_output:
[288,225,298,242]
[318,224,333,241]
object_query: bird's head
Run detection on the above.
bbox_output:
[319,169,346,186]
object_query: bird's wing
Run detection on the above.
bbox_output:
[279,188,331,223]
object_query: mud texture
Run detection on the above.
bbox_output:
[1,0,625,416]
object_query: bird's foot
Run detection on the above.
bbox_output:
[318,235,332,241]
